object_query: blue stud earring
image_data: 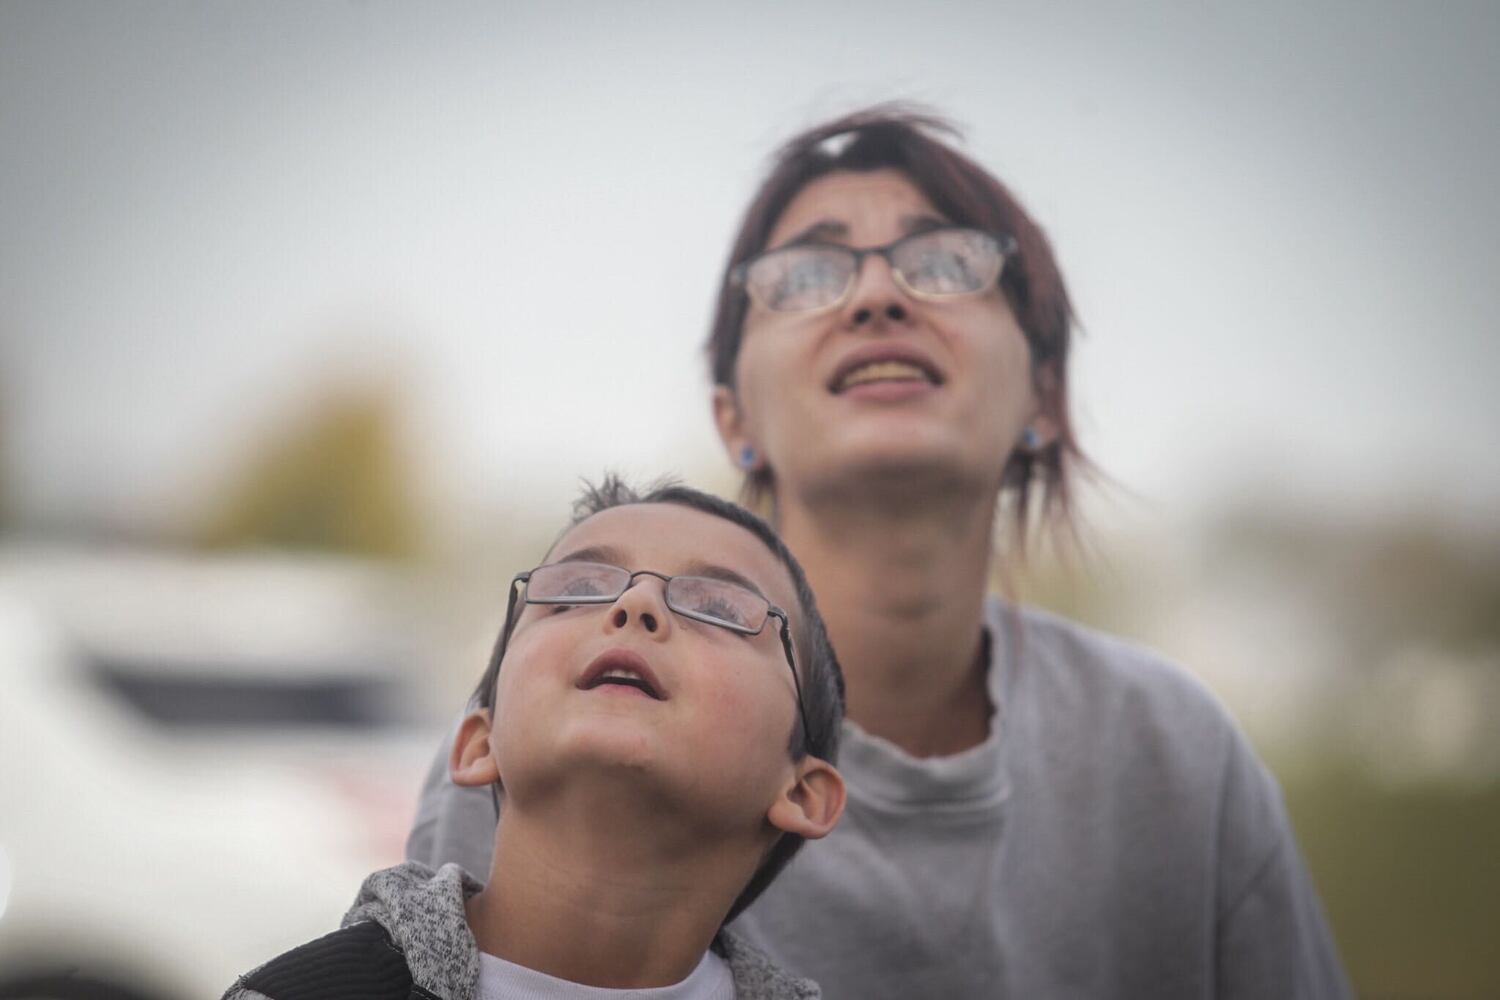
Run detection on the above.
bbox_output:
[1021,426,1040,450]
[739,445,757,470]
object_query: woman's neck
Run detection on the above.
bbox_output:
[778,482,999,757]
[466,805,749,989]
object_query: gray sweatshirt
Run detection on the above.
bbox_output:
[408,600,1350,999]
[225,862,818,1000]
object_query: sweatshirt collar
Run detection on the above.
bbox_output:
[835,602,1016,813]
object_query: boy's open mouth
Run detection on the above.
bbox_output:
[578,650,665,700]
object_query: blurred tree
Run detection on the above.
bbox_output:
[1213,509,1500,653]
[195,386,421,559]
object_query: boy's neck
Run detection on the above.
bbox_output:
[778,476,998,757]
[466,800,754,989]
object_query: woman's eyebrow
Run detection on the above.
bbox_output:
[774,220,847,249]
[900,213,951,234]
[774,213,953,250]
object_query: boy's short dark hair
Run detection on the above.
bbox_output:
[471,475,845,923]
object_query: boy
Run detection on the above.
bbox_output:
[224,479,846,999]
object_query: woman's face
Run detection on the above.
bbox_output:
[716,168,1043,502]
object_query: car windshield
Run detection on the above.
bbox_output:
[87,653,408,729]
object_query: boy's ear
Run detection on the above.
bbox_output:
[766,757,846,841]
[449,708,501,788]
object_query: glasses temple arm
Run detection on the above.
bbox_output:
[776,615,815,752]
[487,575,527,680]
[484,575,530,821]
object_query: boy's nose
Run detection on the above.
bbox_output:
[611,607,658,632]
[606,578,671,639]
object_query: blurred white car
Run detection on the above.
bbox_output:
[0,547,444,1000]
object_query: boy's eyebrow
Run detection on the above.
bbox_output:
[682,560,771,603]
[549,545,774,604]
[553,544,627,566]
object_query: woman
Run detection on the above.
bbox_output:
[408,106,1348,998]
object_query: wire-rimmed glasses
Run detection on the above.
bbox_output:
[498,560,812,740]
[732,226,1017,314]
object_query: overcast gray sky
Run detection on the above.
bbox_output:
[3,1,1498,541]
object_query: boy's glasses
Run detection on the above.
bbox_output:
[501,560,812,740]
[732,226,1017,314]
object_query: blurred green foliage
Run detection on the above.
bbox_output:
[1213,508,1500,654]
[195,388,420,559]
[1283,764,1500,1000]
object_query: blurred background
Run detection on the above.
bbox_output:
[1,2,1496,997]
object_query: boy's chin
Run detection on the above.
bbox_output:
[499,714,789,826]
[503,723,671,797]
[504,733,772,827]
[555,722,665,775]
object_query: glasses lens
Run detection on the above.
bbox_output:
[665,576,769,632]
[527,562,629,602]
[892,229,1003,297]
[745,246,854,312]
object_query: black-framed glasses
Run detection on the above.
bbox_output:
[497,560,812,739]
[732,226,1017,314]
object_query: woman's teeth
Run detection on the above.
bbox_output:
[838,360,931,391]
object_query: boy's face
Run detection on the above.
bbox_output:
[486,503,809,825]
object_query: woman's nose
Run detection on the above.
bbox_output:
[842,254,910,330]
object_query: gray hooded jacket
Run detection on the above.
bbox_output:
[225,861,819,1000]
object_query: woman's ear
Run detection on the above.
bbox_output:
[1021,414,1059,452]
[1024,363,1061,450]
[449,708,501,788]
[712,385,754,470]
[766,757,846,841]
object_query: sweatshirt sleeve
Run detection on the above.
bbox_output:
[1214,734,1352,999]
[404,715,498,879]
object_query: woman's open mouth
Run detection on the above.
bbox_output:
[828,349,943,395]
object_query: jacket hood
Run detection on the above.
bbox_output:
[340,860,818,1000]
[342,861,483,1000]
